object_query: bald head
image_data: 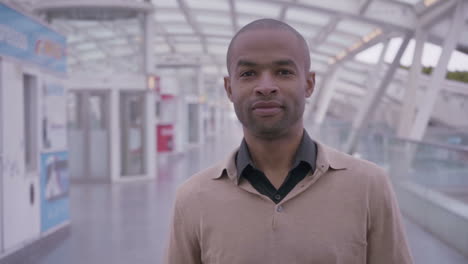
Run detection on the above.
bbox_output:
[226,18,311,75]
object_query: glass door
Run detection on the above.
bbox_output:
[67,91,110,182]
[88,93,109,180]
[120,92,146,176]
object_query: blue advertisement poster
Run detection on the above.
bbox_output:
[0,3,67,73]
[40,151,70,232]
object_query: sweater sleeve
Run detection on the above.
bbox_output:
[164,188,202,264]
[367,169,414,264]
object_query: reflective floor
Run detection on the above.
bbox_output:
[7,124,468,264]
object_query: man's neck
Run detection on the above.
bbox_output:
[243,122,304,187]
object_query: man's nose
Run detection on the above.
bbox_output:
[254,73,278,96]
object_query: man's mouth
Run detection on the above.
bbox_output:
[252,101,283,116]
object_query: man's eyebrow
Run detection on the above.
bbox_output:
[273,59,296,67]
[237,60,257,67]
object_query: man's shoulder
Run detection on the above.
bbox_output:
[174,159,228,204]
[320,143,387,178]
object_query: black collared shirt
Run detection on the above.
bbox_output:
[236,130,317,204]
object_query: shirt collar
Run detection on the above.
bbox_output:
[236,129,317,177]
[211,138,347,183]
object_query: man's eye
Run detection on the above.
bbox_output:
[278,69,293,76]
[240,71,255,77]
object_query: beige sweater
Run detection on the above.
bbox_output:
[164,141,413,264]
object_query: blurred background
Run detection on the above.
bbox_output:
[0,0,467,263]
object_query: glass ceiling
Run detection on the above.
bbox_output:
[7,0,466,76]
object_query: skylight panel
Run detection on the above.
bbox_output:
[154,11,187,23]
[75,42,98,51]
[102,38,128,46]
[202,25,234,37]
[151,0,179,8]
[206,37,231,45]
[310,53,332,63]
[175,43,203,53]
[186,0,229,11]
[68,33,86,43]
[164,24,194,34]
[327,33,360,47]
[195,14,232,26]
[68,20,100,28]
[203,65,219,74]
[236,1,282,17]
[87,28,115,39]
[336,20,375,36]
[122,24,141,34]
[317,45,343,56]
[298,0,361,13]
[207,44,228,55]
[173,35,201,43]
[111,46,135,56]
[285,7,330,26]
[80,50,106,61]
[155,43,172,54]
[238,16,264,28]
[310,60,329,72]
[288,22,319,38]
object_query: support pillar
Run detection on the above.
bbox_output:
[143,12,156,179]
[397,28,427,138]
[344,33,412,154]
[409,0,466,140]
[313,68,339,125]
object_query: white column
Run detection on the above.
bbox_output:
[143,13,156,179]
[397,29,427,138]
[344,34,412,154]
[110,89,120,182]
[143,13,154,74]
[409,1,466,140]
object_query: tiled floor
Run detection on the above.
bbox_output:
[8,123,468,264]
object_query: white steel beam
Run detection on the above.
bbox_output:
[410,0,467,140]
[313,67,340,125]
[307,65,335,121]
[343,33,412,154]
[397,28,427,138]
[359,0,373,15]
[365,38,390,92]
[310,16,341,47]
[253,0,413,32]
[418,0,458,29]
[177,0,208,54]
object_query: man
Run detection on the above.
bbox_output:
[165,19,413,264]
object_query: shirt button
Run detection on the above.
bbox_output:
[274,194,281,200]
[276,205,283,212]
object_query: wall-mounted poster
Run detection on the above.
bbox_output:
[42,82,67,150]
[40,151,70,232]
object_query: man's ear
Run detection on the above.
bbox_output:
[224,76,233,102]
[305,71,315,98]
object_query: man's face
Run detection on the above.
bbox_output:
[224,29,315,138]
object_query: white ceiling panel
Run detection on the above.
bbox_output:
[286,7,330,26]
[236,1,282,18]
[186,0,229,11]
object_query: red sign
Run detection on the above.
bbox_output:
[157,124,174,152]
